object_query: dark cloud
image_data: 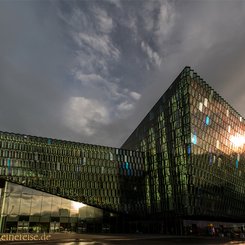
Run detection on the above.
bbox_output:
[0,0,244,148]
[0,1,73,137]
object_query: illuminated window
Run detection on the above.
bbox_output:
[199,102,203,112]
[109,152,113,161]
[191,133,197,144]
[204,98,208,107]
[216,140,219,149]
[7,158,11,174]
[236,159,239,169]
[205,116,210,125]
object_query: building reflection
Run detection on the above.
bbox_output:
[1,182,107,233]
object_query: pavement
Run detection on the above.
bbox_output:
[1,233,245,245]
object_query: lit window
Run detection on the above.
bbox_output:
[226,110,229,117]
[109,152,113,161]
[204,98,208,107]
[236,159,239,169]
[213,155,216,163]
[205,116,210,125]
[228,125,231,133]
[7,158,11,175]
[199,102,203,112]
[216,140,219,149]
[237,154,240,161]
[191,133,197,144]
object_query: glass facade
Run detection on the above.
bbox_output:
[122,68,191,233]
[122,67,245,233]
[188,69,245,218]
[0,182,115,233]
[0,134,145,216]
[0,66,244,234]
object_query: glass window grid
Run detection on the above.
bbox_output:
[0,67,244,220]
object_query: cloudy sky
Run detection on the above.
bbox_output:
[0,0,245,147]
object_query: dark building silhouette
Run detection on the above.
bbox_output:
[0,67,244,234]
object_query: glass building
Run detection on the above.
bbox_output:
[0,134,146,233]
[122,66,245,233]
[0,67,244,234]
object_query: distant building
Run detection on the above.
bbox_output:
[0,67,244,234]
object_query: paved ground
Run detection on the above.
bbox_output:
[1,233,245,245]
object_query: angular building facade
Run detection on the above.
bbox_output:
[0,67,244,234]
[122,66,245,233]
[0,134,146,233]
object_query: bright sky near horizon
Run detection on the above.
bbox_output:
[0,0,245,147]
